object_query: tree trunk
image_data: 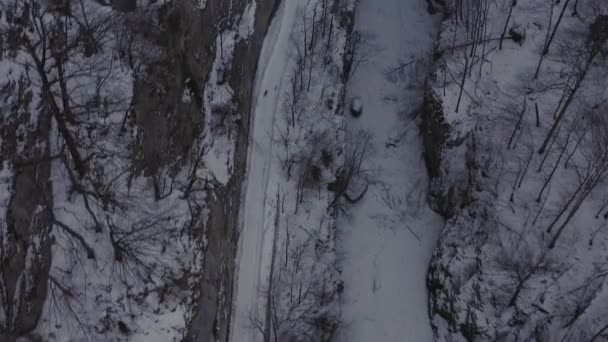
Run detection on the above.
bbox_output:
[499,0,516,50]
[549,164,608,248]
[455,51,469,113]
[572,0,579,16]
[591,323,608,341]
[537,136,568,202]
[534,1,555,79]
[543,0,571,55]
[538,50,596,154]
[26,43,87,176]
[538,79,578,154]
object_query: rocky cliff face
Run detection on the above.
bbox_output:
[0,0,278,340]
[421,84,477,221]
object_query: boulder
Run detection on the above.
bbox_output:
[349,96,362,117]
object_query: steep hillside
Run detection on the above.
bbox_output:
[0,0,278,341]
[422,0,608,340]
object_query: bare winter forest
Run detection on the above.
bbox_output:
[0,0,607,341]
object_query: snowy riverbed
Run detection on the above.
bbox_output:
[336,0,444,341]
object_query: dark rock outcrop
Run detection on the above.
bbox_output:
[181,0,281,341]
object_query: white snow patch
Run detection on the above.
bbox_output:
[238,1,257,40]
[201,29,239,185]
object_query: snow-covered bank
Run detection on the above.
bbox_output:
[231,0,359,339]
[230,1,299,340]
[336,0,443,341]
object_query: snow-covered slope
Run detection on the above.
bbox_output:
[336,0,443,341]
[424,0,608,340]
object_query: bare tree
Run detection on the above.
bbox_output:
[546,107,608,248]
[499,0,517,50]
[328,130,370,208]
[534,0,557,79]
[560,270,606,330]
[538,15,608,154]
[493,236,561,309]
[591,323,608,342]
[250,220,340,342]
[543,0,571,56]
[536,116,579,202]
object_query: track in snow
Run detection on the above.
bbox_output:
[229,1,299,341]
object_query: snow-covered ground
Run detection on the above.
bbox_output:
[229,0,299,340]
[336,0,443,341]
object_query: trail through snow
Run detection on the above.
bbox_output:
[229,1,298,341]
[337,0,443,341]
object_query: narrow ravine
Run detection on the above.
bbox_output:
[336,0,443,341]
